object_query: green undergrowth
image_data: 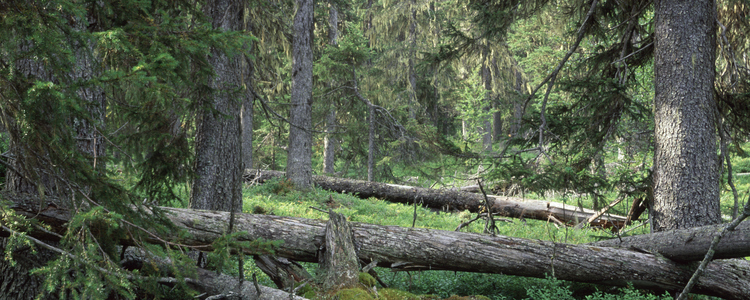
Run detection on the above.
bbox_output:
[236,179,710,300]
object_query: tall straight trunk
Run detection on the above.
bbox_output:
[286,0,313,190]
[287,0,314,190]
[323,110,337,174]
[367,105,375,182]
[191,0,244,212]
[407,0,417,120]
[652,0,719,232]
[510,60,525,138]
[241,90,253,171]
[481,46,492,152]
[323,4,338,175]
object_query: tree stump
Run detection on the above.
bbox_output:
[319,209,360,290]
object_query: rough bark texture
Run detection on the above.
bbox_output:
[0,239,58,300]
[9,197,750,299]
[591,220,750,261]
[320,210,360,290]
[191,0,244,213]
[287,0,314,190]
[652,0,720,232]
[244,169,628,228]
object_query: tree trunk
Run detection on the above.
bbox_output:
[241,36,254,172]
[407,0,417,120]
[10,197,750,299]
[191,0,244,213]
[652,0,719,232]
[482,45,493,152]
[244,169,628,228]
[367,105,375,182]
[510,60,526,138]
[287,0,314,190]
[1,13,105,299]
[322,4,338,175]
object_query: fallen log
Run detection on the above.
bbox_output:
[243,169,628,228]
[9,197,750,299]
[170,208,750,299]
[591,220,750,261]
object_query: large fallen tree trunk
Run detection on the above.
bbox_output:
[171,208,750,299]
[9,198,750,299]
[244,169,628,228]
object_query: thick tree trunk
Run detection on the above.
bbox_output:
[192,0,244,213]
[244,169,628,228]
[9,197,750,299]
[652,0,720,232]
[287,0,314,190]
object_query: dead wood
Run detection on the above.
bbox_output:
[591,220,750,261]
[320,209,360,290]
[9,195,750,299]
[244,169,628,228]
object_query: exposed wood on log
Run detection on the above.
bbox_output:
[243,169,628,228]
[591,220,750,261]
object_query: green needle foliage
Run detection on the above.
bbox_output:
[0,0,267,298]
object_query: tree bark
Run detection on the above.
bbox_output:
[322,4,338,175]
[244,169,628,228]
[407,0,417,120]
[320,210,360,290]
[652,0,720,232]
[287,0,314,190]
[192,0,244,213]
[591,220,750,261]
[9,197,750,299]
[482,45,493,152]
